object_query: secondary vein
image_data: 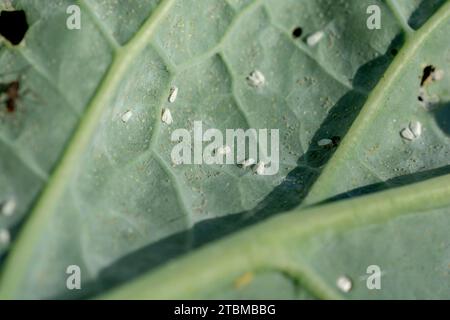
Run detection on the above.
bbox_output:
[385,0,415,35]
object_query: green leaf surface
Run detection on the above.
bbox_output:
[305,0,450,204]
[103,173,450,299]
[0,0,449,299]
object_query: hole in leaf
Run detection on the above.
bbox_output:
[391,48,398,56]
[420,65,436,87]
[0,10,29,45]
[292,27,303,38]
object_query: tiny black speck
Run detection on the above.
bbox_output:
[292,27,303,39]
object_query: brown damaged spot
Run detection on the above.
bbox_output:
[233,272,253,289]
[2,80,20,113]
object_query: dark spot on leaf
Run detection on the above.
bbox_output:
[390,48,398,56]
[331,136,341,147]
[418,96,424,102]
[420,65,436,87]
[1,80,20,113]
[292,27,303,39]
[0,10,29,45]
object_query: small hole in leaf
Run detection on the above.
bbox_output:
[292,27,303,39]
[0,10,29,45]
[391,48,398,56]
[421,65,436,87]
[418,96,424,102]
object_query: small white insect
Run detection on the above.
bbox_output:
[336,275,352,293]
[215,145,231,156]
[1,198,16,217]
[317,138,333,147]
[246,70,265,88]
[239,158,256,168]
[172,157,183,166]
[161,108,173,125]
[409,121,422,137]
[400,128,415,141]
[168,86,178,103]
[400,121,422,141]
[0,229,10,246]
[255,161,266,175]
[307,31,324,47]
[121,110,133,123]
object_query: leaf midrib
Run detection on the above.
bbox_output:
[0,0,176,298]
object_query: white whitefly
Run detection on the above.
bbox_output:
[400,128,416,141]
[255,161,266,175]
[307,31,324,47]
[216,145,231,156]
[161,108,173,125]
[401,121,422,141]
[239,158,256,168]
[168,86,178,103]
[1,198,16,217]
[121,110,133,123]
[246,70,265,88]
[317,138,333,147]
[172,157,183,166]
[0,229,10,246]
[336,276,352,293]
[409,121,422,138]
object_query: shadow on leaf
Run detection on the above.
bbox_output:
[408,0,447,30]
[433,101,450,135]
[319,164,450,204]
